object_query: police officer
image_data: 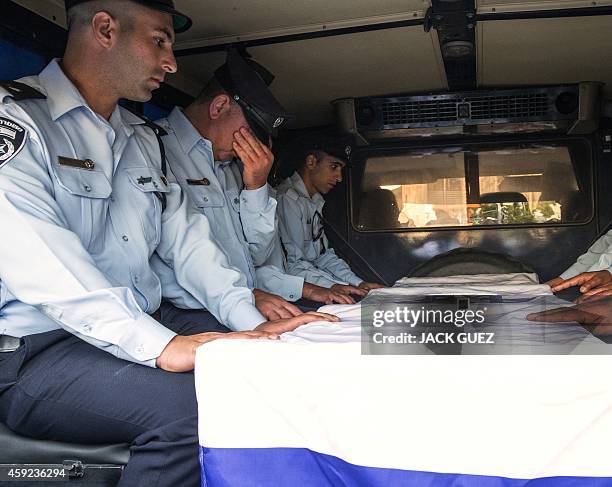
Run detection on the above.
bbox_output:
[155,49,354,317]
[0,1,335,485]
[277,137,386,295]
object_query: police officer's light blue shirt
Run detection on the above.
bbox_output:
[156,107,304,301]
[560,229,612,279]
[277,171,363,287]
[0,60,264,367]
[257,186,305,301]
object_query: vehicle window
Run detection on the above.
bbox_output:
[355,141,591,231]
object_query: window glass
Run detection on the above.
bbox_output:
[356,142,590,230]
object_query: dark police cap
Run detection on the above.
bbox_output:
[276,134,353,175]
[65,0,192,33]
[214,48,292,145]
[299,134,354,166]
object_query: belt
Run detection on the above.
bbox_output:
[0,335,21,352]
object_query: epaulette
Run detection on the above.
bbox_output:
[140,116,168,137]
[0,81,46,101]
[123,106,167,136]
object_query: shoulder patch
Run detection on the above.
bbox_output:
[0,117,27,169]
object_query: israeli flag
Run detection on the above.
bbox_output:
[195,276,612,486]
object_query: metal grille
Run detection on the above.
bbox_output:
[382,100,458,125]
[470,93,548,120]
[381,92,550,126]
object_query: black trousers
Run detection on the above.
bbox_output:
[293,297,320,312]
[0,302,229,487]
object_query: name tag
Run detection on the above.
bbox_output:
[186,178,210,186]
[58,156,95,170]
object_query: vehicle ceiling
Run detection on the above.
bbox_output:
[13,0,612,129]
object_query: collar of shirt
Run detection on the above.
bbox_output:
[167,106,210,156]
[38,59,143,140]
[217,158,236,169]
[166,107,234,181]
[289,171,325,210]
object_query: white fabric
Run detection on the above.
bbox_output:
[196,273,612,478]
[382,272,551,299]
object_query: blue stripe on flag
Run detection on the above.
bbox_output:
[200,447,612,487]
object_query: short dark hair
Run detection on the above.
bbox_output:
[194,77,227,105]
[297,149,327,171]
[67,0,136,33]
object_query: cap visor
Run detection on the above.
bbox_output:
[171,13,192,33]
[133,1,193,33]
[244,112,271,147]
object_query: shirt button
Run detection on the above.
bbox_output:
[203,197,209,202]
[122,235,129,242]
[82,324,92,332]
[110,196,115,202]
[133,276,139,284]
[136,345,144,354]
[289,294,295,299]
[83,184,91,192]
[234,197,239,204]
[241,198,246,203]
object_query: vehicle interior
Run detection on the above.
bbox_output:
[1,0,611,484]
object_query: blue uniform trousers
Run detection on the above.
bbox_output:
[0,302,229,487]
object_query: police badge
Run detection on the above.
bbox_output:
[0,117,27,169]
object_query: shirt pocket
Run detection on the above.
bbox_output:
[53,163,112,198]
[126,167,170,246]
[185,183,224,210]
[51,163,112,248]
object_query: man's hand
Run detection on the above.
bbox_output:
[549,270,612,299]
[156,330,277,372]
[255,311,340,335]
[253,288,302,320]
[232,127,273,190]
[358,281,386,291]
[302,282,355,304]
[330,283,367,298]
[527,295,612,337]
[545,277,564,288]
[575,283,612,304]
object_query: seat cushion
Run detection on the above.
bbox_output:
[0,422,130,465]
